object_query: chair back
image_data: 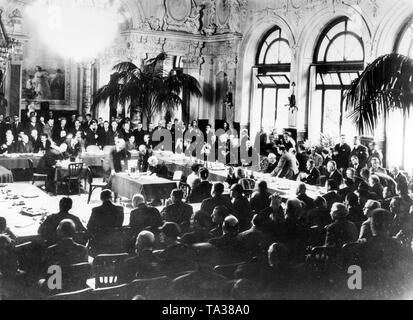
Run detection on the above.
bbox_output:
[73,232,90,246]
[306,246,338,272]
[93,253,129,288]
[68,162,84,177]
[239,178,255,191]
[48,288,93,300]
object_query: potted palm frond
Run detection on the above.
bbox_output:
[345,53,413,134]
[92,53,202,128]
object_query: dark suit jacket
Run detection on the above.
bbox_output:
[44,238,88,268]
[188,181,213,203]
[334,143,351,169]
[137,150,153,172]
[322,191,342,210]
[326,170,343,189]
[249,191,271,214]
[98,128,115,147]
[325,219,358,248]
[161,201,194,230]
[200,195,233,216]
[38,212,86,245]
[87,201,124,234]
[129,203,162,231]
[305,167,320,185]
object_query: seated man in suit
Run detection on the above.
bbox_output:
[249,180,272,214]
[325,160,343,189]
[156,222,196,276]
[38,197,86,245]
[87,189,124,233]
[301,159,320,186]
[188,168,213,203]
[129,194,163,233]
[17,134,33,153]
[43,219,88,268]
[120,231,162,282]
[324,203,358,248]
[200,182,233,216]
[161,189,194,234]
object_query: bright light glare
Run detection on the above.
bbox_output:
[25,0,123,61]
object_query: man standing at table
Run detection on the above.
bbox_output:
[109,138,131,174]
[36,143,67,192]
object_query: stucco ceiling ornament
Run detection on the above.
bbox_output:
[163,0,204,34]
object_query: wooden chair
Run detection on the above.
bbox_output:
[239,178,255,197]
[62,162,84,195]
[306,246,339,273]
[47,288,93,300]
[27,159,47,187]
[58,262,92,293]
[93,253,129,288]
[87,167,108,204]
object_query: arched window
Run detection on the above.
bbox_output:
[313,17,365,138]
[254,27,291,133]
[388,16,413,170]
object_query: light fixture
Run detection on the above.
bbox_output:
[25,0,124,62]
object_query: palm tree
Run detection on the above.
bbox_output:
[346,53,413,134]
[92,53,202,128]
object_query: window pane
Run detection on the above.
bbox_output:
[265,29,280,45]
[258,76,275,85]
[278,41,291,63]
[326,21,345,40]
[387,110,405,169]
[326,34,346,62]
[340,72,359,85]
[344,35,363,61]
[262,88,276,132]
[404,115,413,172]
[265,41,280,64]
[317,38,329,62]
[323,90,342,138]
[316,73,324,85]
[341,95,357,138]
[276,89,290,131]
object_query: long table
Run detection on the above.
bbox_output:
[153,151,325,200]
[0,184,57,241]
[111,172,177,201]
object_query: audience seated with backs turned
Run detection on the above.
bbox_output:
[249,180,272,214]
[38,197,86,245]
[209,215,245,264]
[209,206,230,239]
[42,219,88,270]
[230,184,252,232]
[181,210,212,245]
[325,203,358,248]
[161,189,193,234]
[200,182,233,216]
[155,222,196,276]
[350,209,413,298]
[129,194,163,233]
[171,243,229,300]
[120,231,162,282]
[187,168,213,203]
